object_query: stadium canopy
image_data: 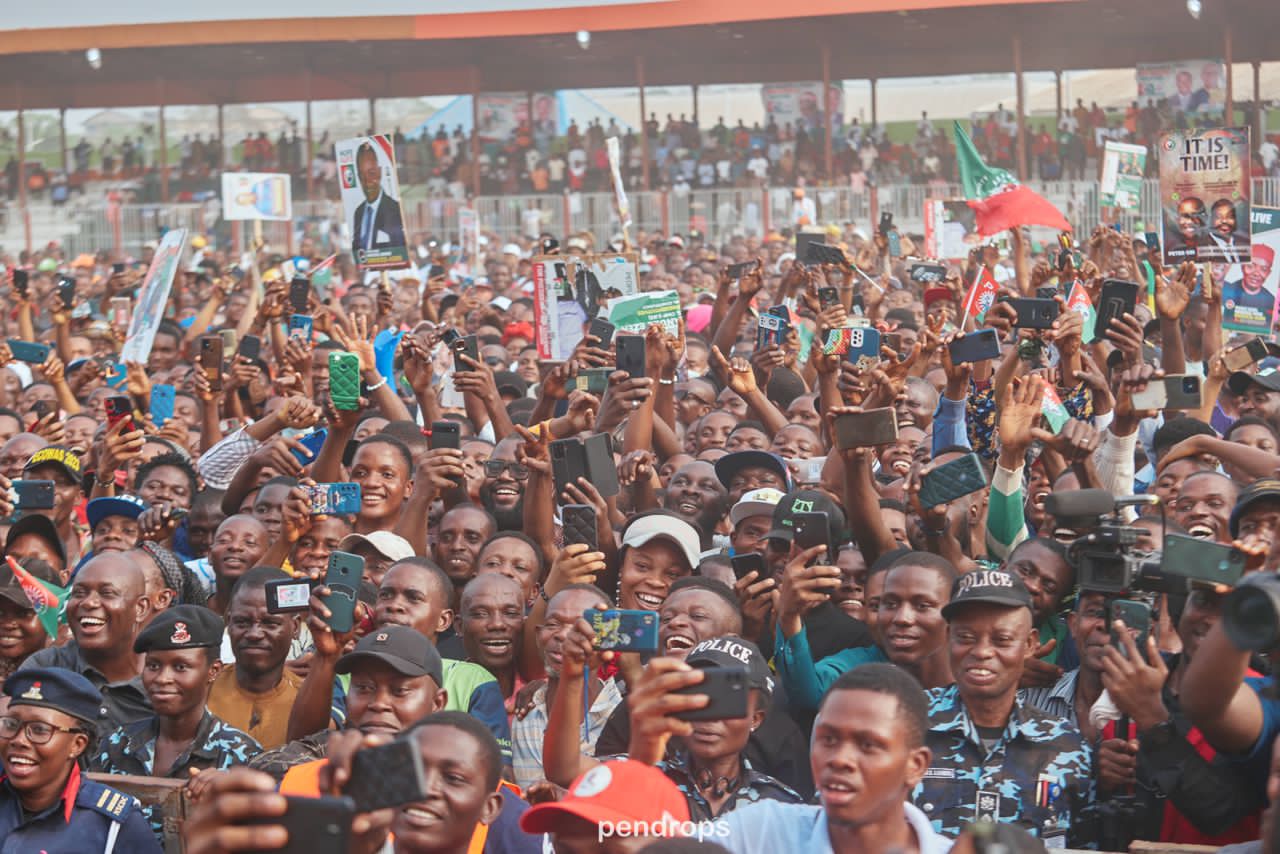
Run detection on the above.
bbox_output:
[0,0,1273,111]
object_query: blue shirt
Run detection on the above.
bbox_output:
[0,765,161,854]
[718,799,952,854]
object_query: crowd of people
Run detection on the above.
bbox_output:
[1,210,1280,854]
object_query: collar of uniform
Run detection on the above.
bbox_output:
[931,684,1061,746]
[661,748,762,786]
[123,711,222,765]
[62,763,82,823]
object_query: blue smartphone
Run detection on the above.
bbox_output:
[757,314,787,349]
[307,483,361,516]
[7,340,50,364]
[150,384,175,426]
[845,326,882,369]
[289,314,314,342]
[587,609,659,652]
[291,428,328,466]
[323,550,364,633]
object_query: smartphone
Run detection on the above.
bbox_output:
[730,552,767,582]
[199,336,224,392]
[265,577,314,614]
[833,408,898,449]
[615,334,647,378]
[1035,285,1059,300]
[886,231,902,258]
[793,511,831,561]
[150,384,175,426]
[308,483,362,516]
[818,286,841,310]
[109,296,131,329]
[289,277,311,314]
[727,259,760,279]
[1109,599,1152,662]
[582,432,620,499]
[104,395,137,434]
[562,504,598,551]
[219,328,238,353]
[288,314,314,342]
[587,318,616,350]
[291,428,327,466]
[575,368,611,395]
[11,480,55,510]
[806,243,847,266]
[341,438,360,468]
[1162,533,1247,587]
[57,276,76,311]
[11,269,27,297]
[238,334,262,362]
[757,313,787,349]
[29,400,52,421]
[948,329,1002,364]
[1132,374,1203,410]
[844,325,881,366]
[878,211,894,236]
[795,232,823,266]
[1143,232,1161,255]
[328,351,362,411]
[918,453,988,508]
[112,262,126,275]
[587,608,659,652]
[427,263,447,280]
[345,738,428,813]
[246,795,354,853]
[323,551,364,633]
[672,665,750,722]
[7,340,50,364]
[550,437,588,499]
[429,421,460,451]
[454,334,480,367]
[908,262,946,284]
[1096,279,1140,337]
[1007,297,1060,330]
[1224,337,1270,372]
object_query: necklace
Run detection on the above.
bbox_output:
[693,765,741,800]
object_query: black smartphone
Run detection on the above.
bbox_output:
[11,269,28,297]
[582,432,620,499]
[1096,279,1140,337]
[238,334,262,362]
[112,262,126,275]
[289,277,311,314]
[908,262,947,284]
[1224,337,1271,372]
[794,232,822,266]
[793,511,831,560]
[833,408,898,450]
[57,276,76,311]
[1161,533,1247,587]
[457,334,480,367]
[550,438,589,500]
[727,259,760,279]
[1035,285,1059,300]
[12,480,55,510]
[918,453,988,508]
[345,738,428,813]
[1109,599,1152,662]
[1007,297,1060,330]
[29,400,52,420]
[730,552,766,582]
[247,795,354,853]
[427,263,446,280]
[562,504,598,551]
[615,334,646,378]
[878,211,894,235]
[587,318,616,350]
[265,577,314,613]
[818,286,841,310]
[323,551,364,633]
[429,421,460,451]
[806,243,847,266]
[199,336,224,392]
[672,665,750,721]
[948,329,1002,364]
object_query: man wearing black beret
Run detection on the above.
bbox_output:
[89,605,261,842]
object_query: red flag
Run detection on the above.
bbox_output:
[308,254,337,278]
[962,266,1000,318]
[966,185,1071,237]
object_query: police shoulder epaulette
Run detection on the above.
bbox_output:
[82,780,140,820]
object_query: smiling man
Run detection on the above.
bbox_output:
[661,460,728,548]
[913,568,1090,844]
[433,504,497,602]
[479,437,527,531]
[457,573,523,702]
[1172,471,1238,544]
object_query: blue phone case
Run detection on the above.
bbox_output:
[757,314,787,349]
[845,326,882,369]
[7,340,50,364]
[150,384,175,426]
[309,483,361,515]
[291,428,328,465]
[587,609,659,652]
[289,314,314,342]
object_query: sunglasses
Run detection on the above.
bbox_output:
[484,460,530,480]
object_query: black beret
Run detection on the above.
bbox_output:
[134,605,224,653]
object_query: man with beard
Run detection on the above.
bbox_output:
[1228,369,1280,435]
[479,436,527,530]
[1206,199,1251,263]
[661,460,728,548]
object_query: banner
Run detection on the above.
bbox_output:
[924,199,978,260]
[335,133,410,270]
[761,82,843,135]
[532,254,639,360]
[1099,141,1147,210]
[1137,60,1227,119]
[458,207,480,272]
[477,92,559,141]
[1158,127,1251,266]
[220,172,292,221]
[1222,206,1280,335]
[606,136,631,232]
[121,229,186,364]
[606,289,681,337]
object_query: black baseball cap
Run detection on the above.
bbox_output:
[1230,477,1280,538]
[1228,369,1280,397]
[336,624,444,687]
[686,636,773,698]
[941,568,1033,620]
[714,450,792,492]
[766,488,847,544]
[5,514,67,570]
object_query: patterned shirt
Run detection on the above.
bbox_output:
[655,750,803,821]
[511,677,623,790]
[91,711,261,840]
[195,426,261,490]
[912,684,1091,846]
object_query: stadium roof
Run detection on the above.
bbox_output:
[0,0,1273,111]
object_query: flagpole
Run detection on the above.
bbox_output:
[851,264,885,292]
[962,265,984,317]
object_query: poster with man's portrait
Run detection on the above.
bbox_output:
[335,134,410,270]
[1158,127,1251,266]
[1222,206,1280,335]
[1137,60,1227,119]
[531,254,638,360]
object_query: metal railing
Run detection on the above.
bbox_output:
[5,177,1279,259]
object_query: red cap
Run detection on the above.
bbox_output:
[923,286,955,308]
[519,760,690,834]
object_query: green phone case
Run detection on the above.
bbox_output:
[329,352,362,411]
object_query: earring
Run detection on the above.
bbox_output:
[615,577,623,605]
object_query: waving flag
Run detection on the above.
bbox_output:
[1066,280,1097,344]
[1041,385,1070,434]
[961,266,999,320]
[6,556,67,640]
[954,122,1071,236]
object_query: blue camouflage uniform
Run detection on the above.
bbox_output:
[0,764,161,853]
[911,684,1091,846]
[657,750,803,820]
[91,710,261,840]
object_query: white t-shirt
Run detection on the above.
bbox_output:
[748,156,770,179]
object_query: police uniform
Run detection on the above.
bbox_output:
[909,569,1092,846]
[0,668,161,853]
[91,606,261,841]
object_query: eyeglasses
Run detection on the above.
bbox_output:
[0,716,85,744]
[484,460,530,480]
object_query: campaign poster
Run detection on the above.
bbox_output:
[121,229,186,364]
[924,200,978,261]
[458,207,480,265]
[607,289,681,337]
[477,92,559,142]
[220,172,292,221]
[1137,60,1227,119]
[1158,127,1251,266]
[1222,206,1280,335]
[1099,141,1147,211]
[761,82,843,135]
[335,134,410,270]
[532,254,639,360]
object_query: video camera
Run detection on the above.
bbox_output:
[1225,574,1280,651]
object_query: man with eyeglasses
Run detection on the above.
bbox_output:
[675,378,717,427]
[480,437,528,531]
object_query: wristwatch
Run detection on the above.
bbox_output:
[1141,717,1177,749]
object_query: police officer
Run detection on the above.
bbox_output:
[0,667,160,852]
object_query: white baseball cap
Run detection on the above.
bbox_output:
[621,514,701,573]
[339,531,415,563]
[729,487,787,526]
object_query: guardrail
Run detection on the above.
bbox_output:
[6,177,1279,260]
